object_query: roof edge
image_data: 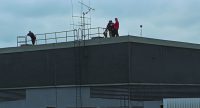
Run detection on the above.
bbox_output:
[1,35,200,54]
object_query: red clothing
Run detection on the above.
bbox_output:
[114,19,119,30]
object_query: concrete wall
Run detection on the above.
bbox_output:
[1,36,200,103]
[2,40,200,88]
[0,43,129,88]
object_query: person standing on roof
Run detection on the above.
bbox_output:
[27,31,36,45]
[104,20,114,38]
[113,18,119,37]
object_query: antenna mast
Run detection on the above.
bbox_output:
[79,1,95,39]
[71,0,94,40]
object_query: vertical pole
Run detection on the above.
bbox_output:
[88,28,90,40]
[140,25,143,36]
[74,30,76,41]
[45,34,47,44]
[66,31,68,42]
[83,13,85,40]
[25,36,27,45]
[55,32,57,43]
[98,27,100,37]
[128,36,132,108]
[17,37,18,47]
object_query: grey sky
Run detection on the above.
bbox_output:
[0,0,200,48]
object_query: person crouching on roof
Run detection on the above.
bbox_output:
[104,20,114,38]
[27,31,36,45]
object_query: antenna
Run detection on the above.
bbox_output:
[71,0,75,29]
[79,1,95,39]
[79,1,95,12]
[89,0,92,29]
[71,0,95,40]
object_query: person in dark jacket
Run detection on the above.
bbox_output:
[113,18,119,37]
[104,20,114,38]
[27,31,36,45]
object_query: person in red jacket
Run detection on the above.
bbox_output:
[113,18,119,37]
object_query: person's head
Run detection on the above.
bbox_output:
[115,18,118,21]
[29,31,32,33]
[109,20,112,23]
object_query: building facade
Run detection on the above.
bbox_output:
[1,36,200,108]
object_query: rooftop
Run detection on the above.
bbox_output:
[1,35,200,54]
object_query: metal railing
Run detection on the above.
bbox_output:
[17,27,106,46]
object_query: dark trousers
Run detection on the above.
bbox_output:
[113,29,119,37]
[31,37,36,45]
[109,30,115,37]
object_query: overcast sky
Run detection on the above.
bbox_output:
[0,0,200,48]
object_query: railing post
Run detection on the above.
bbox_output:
[82,28,85,40]
[74,29,77,41]
[98,27,100,37]
[35,35,38,45]
[55,32,57,43]
[87,28,90,40]
[45,34,47,44]
[25,36,27,45]
[78,28,81,40]
[73,30,75,41]
[66,31,68,42]
[83,29,85,40]
[17,37,18,47]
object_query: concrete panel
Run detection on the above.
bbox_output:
[131,42,200,84]
[0,43,129,88]
[0,100,26,108]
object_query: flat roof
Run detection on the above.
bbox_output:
[1,35,200,54]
